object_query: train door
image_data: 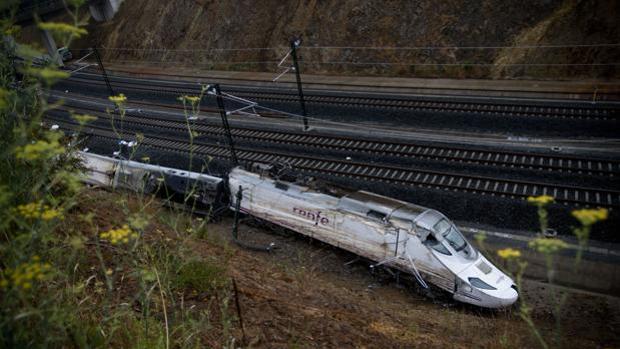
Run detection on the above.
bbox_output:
[384,225,408,260]
[405,228,443,272]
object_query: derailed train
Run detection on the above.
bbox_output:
[81,152,518,308]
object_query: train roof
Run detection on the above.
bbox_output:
[232,166,433,223]
[338,190,429,222]
[341,191,406,211]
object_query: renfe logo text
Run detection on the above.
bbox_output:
[293,207,329,225]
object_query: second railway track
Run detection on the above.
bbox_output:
[49,101,620,178]
[45,112,620,209]
[62,72,620,121]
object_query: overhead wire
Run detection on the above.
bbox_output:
[90,47,282,52]
[302,43,620,50]
[213,92,620,146]
[91,43,620,52]
[78,44,620,68]
[93,59,620,67]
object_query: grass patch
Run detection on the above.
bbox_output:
[174,259,228,293]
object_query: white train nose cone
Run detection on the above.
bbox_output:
[499,286,519,307]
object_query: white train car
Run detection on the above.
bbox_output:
[229,167,518,308]
[79,152,225,209]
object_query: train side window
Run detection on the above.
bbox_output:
[366,210,386,222]
[274,181,289,191]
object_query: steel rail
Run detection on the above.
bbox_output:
[48,116,620,208]
[49,102,620,177]
[97,67,620,100]
[62,74,619,120]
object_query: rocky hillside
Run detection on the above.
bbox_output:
[83,0,619,79]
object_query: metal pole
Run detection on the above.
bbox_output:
[229,185,274,252]
[92,47,115,97]
[214,84,238,166]
[232,186,243,240]
[394,229,400,256]
[290,39,309,131]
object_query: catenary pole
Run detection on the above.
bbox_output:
[213,84,239,166]
[92,47,115,97]
[290,37,309,131]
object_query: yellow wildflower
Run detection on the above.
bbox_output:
[72,113,98,125]
[41,207,62,221]
[128,213,149,231]
[15,139,65,161]
[527,195,554,206]
[99,224,139,245]
[69,236,85,250]
[572,208,608,226]
[2,257,52,290]
[529,238,568,255]
[15,202,62,220]
[108,94,127,104]
[497,248,521,260]
[16,201,43,219]
[28,67,70,82]
[178,95,201,104]
[38,22,87,38]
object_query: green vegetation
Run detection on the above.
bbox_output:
[489,196,608,349]
[175,259,229,293]
[0,4,242,347]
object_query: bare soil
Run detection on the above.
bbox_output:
[208,217,620,348]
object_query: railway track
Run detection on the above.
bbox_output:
[62,72,620,121]
[46,115,620,209]
[49,102,620,178]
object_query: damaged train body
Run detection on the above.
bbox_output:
[229,167,518,308]
[80,152,226,211]
[80,151,517,308]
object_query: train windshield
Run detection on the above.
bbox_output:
[415,210,477,260]
[433,219,467,252]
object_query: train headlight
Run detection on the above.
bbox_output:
[468,277,497,290]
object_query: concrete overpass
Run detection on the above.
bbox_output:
[5,0,123,65]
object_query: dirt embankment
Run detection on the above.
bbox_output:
[80,0,619,80]
[78,190,620,348]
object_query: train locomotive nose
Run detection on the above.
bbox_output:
[495,285,519,308]
[455,280,519,308]
[454,256,519,308]
[477,280,519,309]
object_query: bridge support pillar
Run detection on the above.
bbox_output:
[40,29,63,66]
[89,0,124,22]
